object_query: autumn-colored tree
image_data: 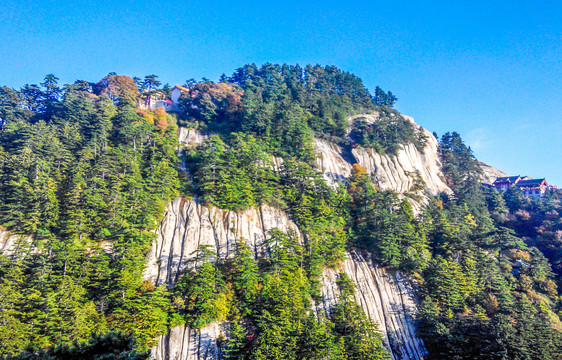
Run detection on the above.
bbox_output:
[348,164,369,194]
[179,82,243,126]
[154,107,170,131]
[96,75,138,102]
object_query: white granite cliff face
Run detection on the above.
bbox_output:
[351,114,451,197]
[148,198,427,360]
[147,197,302,360]
[144,197,301,286]
[178,128,209,147]
[182,118,496,201]
[0,228,33,258]
[477,160,507,185]
[314,139,353,188]
[183,119,450,200]
[351,140,450,197]
[313,114,452,214]
[313,114,504,199]
[319,251,427,360]
[151,122,434,359]
[0,228,19,256]
[152,323,222,360]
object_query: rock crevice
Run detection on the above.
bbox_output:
[148,198,427,360]
[313,115,452,198]
[320,251,427,360]
[144,197,301,287]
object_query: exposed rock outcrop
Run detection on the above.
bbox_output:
[179,118,453,205]
[147,197,301,359]
[477,160,507,185]
[312,114,452,213]
[152,323,222,360]
[144,197,301,286]
[148,198,427,360]
[314,139,353,187]
[320,251,427,360]
[0,228,30,257]
[349,115,451,197]
[0,229,17,256]
[178,128,209,147]
[152,114,449,359]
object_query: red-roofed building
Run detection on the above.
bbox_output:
[515,178,551,198]
[492,176,556,198]
[145,85,189,112]
[492,176,524,191]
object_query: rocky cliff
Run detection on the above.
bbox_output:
[144,197,301,286]
[147,197,302,359]
[152,323,222,360]
[313,139,353,187]
[351,114,451,198]
[179,114,453,205]
[477,160,507,185]
[148,197,427,360]
[178,116,499,201]
[151,114,479,359]
[178,127,209,148]
[0,228,18,256]
[313,114,452,213]
[0,228,31,258]
[319,251,427,360]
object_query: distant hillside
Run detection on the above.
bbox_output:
[477,160,508,184]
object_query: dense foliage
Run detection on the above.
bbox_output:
[179,70,561,359]
[348,110,428,154]
[170,238,388,359]
[0,69,389,359]
[178,63,410,159]
[5,333,150,360]
[413,132,562,359]
[184,132,348,291]
[499,186,562,279]
[1,68,560,359]
[347,164,429,270]
[0,76,181,355]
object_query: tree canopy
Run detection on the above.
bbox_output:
[0,68,560,359]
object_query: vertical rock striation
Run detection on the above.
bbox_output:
[147,197,302,359]
[0,228,31,258]
[151,323,222,360]
[320,251,427,360]
[349,114,451,197]
[351,138,450,197]
[0,228,17,256]
[178,128,209,148]
[148,198,427,359]
[144,197,301,286]
[151,115,444,359]
[314,139,353,188]
[313,114,452,203]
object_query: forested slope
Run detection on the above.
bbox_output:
[0,65,560,359]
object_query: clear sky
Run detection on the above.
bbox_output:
[1,1,560,184]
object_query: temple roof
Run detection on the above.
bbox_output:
[516,179,546,187]
[493,176,521,184]
[172,85,189,92]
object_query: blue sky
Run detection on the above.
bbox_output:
[1,1,560,185]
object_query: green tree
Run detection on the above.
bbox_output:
[142,74,161,92]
